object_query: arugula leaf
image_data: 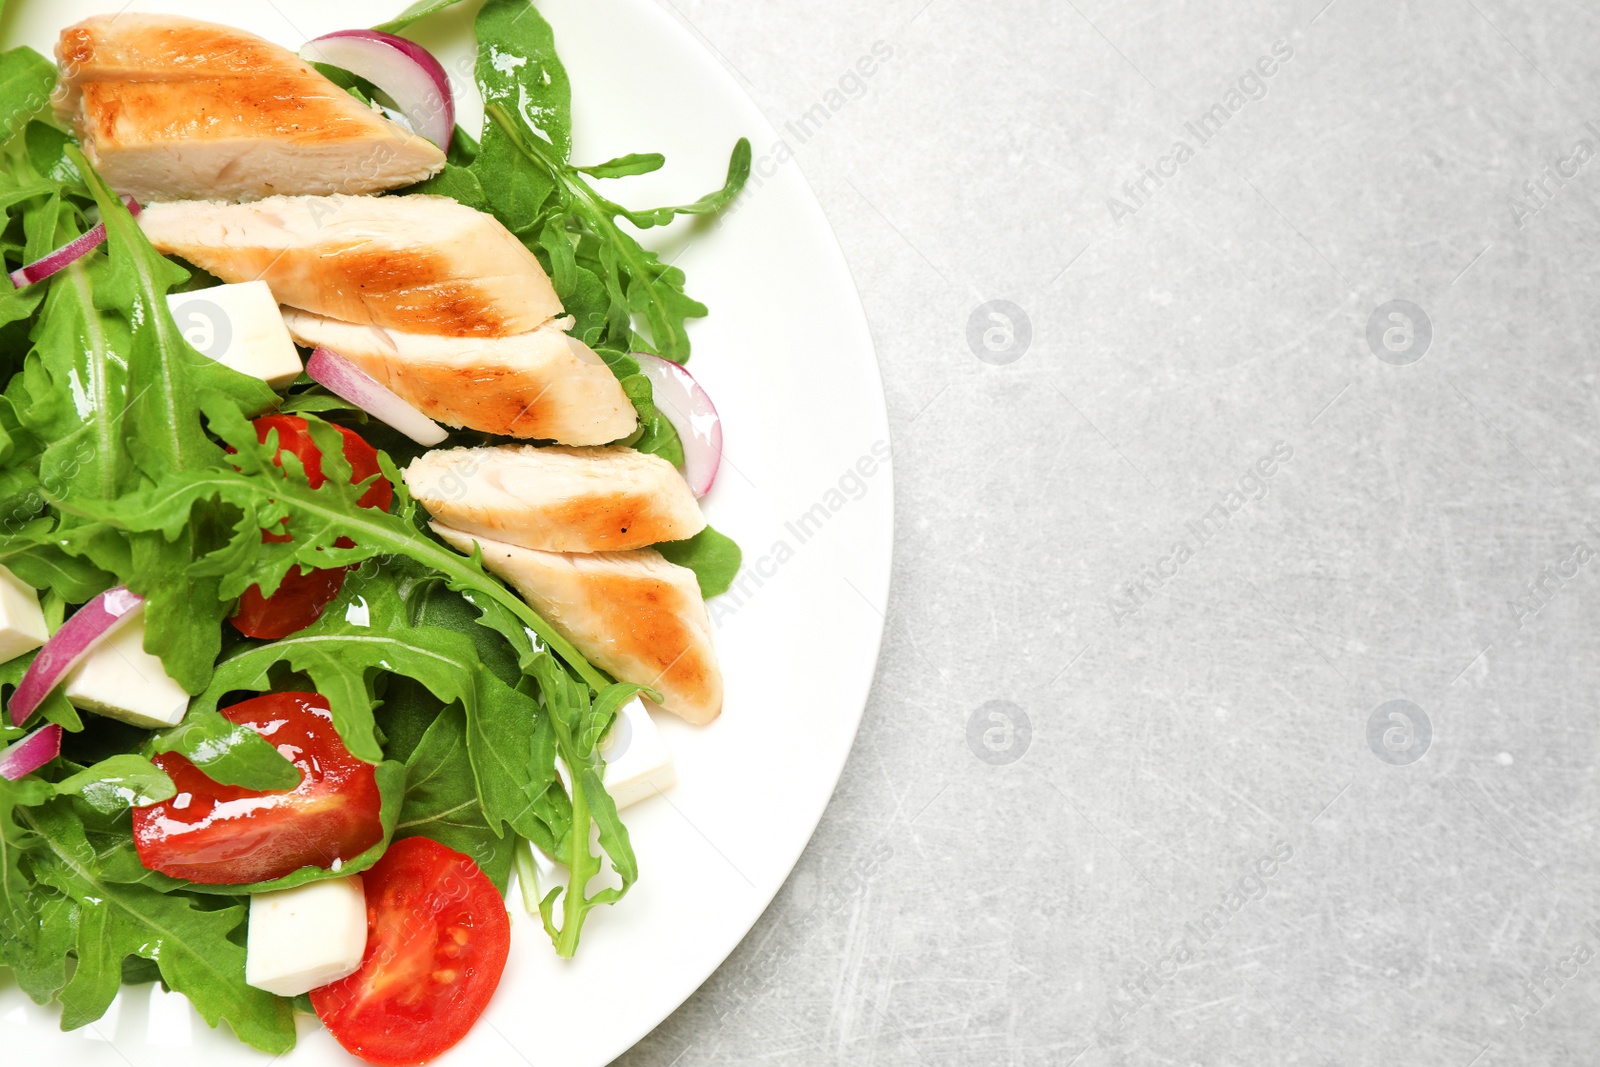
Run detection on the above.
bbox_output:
[657,525,743,598]
[470,1,750,361]
[373,0,472,33]
[372,674,446,765]
[553,260,612,346]
[474,0,572,161]
[485,104,748,361]
[0,773,51,928]
[0,48,55,148]
[22,799,297,1051]
[120,955,162,986]
[576,152,666,179]
[406,576,522,686]
[396,703,514,891]
[0,777,75,1007]
[613,362,684,465]
[404,162,489,211]
[79,155,275,483]
[149,710,301,791]
[467,0,565,240]
[528,654,651,957]
[0,877,74,1004]
[0,527,114,602]
[423,578,660,951]
[23,121,81,189]
[448,124,481,166]
[52,755,175,814]
[606,141,752,225]
[13,199,133,507]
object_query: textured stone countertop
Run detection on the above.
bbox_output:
[621,2,1600,1065]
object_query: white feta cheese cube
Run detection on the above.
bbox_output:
[600,698,676,808]
[245,877,368,997]
[167,281,303,389]
[0,566,47,665]
[63,613,189,728]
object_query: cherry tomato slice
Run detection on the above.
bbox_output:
[229,564,350,640]
[229,415,393,640]
[312,837,511,1066]
[132,692,383,884]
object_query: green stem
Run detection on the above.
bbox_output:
[511,836,542,917]
[541,697,606,958]
[556,753,590,959]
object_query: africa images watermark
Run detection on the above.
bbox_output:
[3,436,101,535]
[1367,698,1432,766]
[1107,40,1296,223]
[708,439,892,627]
[1106,441,1295,626]
[1099,840,1297,1031]
[728,40,896,211]
[1509,121,1600,230]
[1508,529,1597,631]
[966,699,1031,765]
[1508,919,1600,1030]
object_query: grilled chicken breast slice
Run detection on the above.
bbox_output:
[140,195,563,337]
[405,445,705,554]
[433,525,722,724]
[282,311,636,445]
[54,15,444,202]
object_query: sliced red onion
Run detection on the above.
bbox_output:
[0,723,62,781]
[633,353,723,496]
[301,30,455,150]
[307,346,448,446]
[9,587,144,726]
[10,197,141,289]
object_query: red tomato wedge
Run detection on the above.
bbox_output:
[312,837,511,1066]
[231,563,349,639]
[229,414,393,640]
[132,692,383,884]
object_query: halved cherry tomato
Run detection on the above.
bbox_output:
[230,415,393,639]
[230,564,349,638]
[132,692,383,884]
[311,837,511,1066]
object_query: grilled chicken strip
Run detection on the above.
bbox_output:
[405,445,705,554]
[140,195,563,337]
[54,15,445,202]
[282,310,637,445]
[433,525,722,724]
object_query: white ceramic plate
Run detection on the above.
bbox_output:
[0,1,892,1063]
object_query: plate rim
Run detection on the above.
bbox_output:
[578,5,896,1058]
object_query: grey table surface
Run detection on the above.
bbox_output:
[619,1,1600,1065]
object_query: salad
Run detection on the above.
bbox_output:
[0,0,750,1062]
